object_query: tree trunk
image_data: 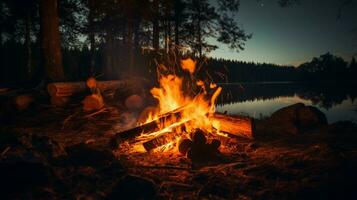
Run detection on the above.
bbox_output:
[104,28,114,78]
[174,18,180,47]
[164,20,168,53]
[152,0,160,51]
[88,0,95,75]
[167,20,172,50]
[197,20,202,57]
[0,26,3,81]
[127,19,134,74]
[25,10,32,80]
[39,0,64,82]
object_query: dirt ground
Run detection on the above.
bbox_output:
[1,101,357,200]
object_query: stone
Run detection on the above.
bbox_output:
[266,103,328,134]
[191,129,207,145]
[297,106,327,129]
[270,103,304,123]
[106,175,157,200]
[178,138,193,155]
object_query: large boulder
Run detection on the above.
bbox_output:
[297,106,327,129]
[260,103,327,135]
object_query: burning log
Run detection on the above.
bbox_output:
[210,113,254,139]
[142,132,176,151]
[47,80,135,97]
[115,106,187,141]
[117,108,254,142]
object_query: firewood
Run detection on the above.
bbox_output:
[142,121,189,151]
[210,113,254,139]
[47,80,136,97]
[142,132,176,151]
[47,82,87,97]
[137,106,159,124]
[86,77,97,90]
[115,106,187,141]
[50,96,70,107]
[82,94,104,111]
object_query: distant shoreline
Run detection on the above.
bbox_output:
[218,81,357,85]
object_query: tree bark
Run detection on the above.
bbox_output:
[39,0,64,82]
[197,20,202,57]
[127,19,134,74]
[104,28,114,78]
[174,18,180,47]
[152,0,160,51]
[88,0,95,75]
[25,10,32,80]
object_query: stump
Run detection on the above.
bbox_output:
[82,94,104,111]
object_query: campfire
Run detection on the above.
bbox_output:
[116,58,254,159]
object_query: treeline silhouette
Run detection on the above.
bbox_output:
[0,0,251,83]
[1,40,357,87]
[217,82,357,110]
[206,53,357,83]
[1,0,356,86]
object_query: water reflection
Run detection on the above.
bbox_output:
[216,82,357,123]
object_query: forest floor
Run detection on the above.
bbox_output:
[1,99,357,199]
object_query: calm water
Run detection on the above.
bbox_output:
[216,83,357,123]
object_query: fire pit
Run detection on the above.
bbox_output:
[114,58,253,164]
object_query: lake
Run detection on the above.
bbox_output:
[216,82,357,123]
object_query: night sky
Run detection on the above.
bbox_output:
[210,0,357,66]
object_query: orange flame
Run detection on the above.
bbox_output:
[181,58,196,74]
[134,58,223,152]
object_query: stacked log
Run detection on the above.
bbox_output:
[114,105,254,153]
[210,113,254,139]
[47,80,134,97]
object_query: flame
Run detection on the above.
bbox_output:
[181,58,196,74]
[133,58,224,152]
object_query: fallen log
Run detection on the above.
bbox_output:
[82,94,104,111]
[50,96,70,107]
[47,80,136,97]
[210,113,254,139]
